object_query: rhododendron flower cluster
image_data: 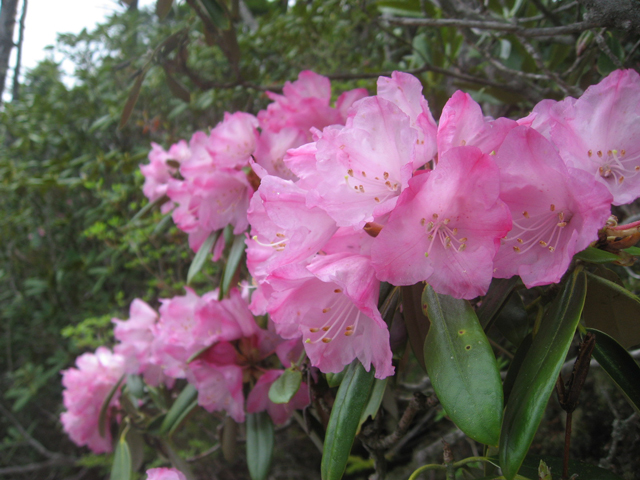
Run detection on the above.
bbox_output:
[62,68,640,455]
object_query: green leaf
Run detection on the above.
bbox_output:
[187,230,220,285]
[499,268,587,480]
[402,284,430,372]
[98,374,125,438]
[574,246,621,264]
[583,269,640,348]
[246,412,274,480]
[502,334,532,404]
[268,368,302,404]
[162,439,197,480]
[478,276,519,330]
[156,0,173,19]
[201,0,230,29]
[160,383,198,435]
[589,328,640,415]
[110,431,132,480]
[128,195,168,224]
[119,68,148,130]
[493,292,529,349]
[326,368,347,388]
[422,285,503,446]
[357,378,388,434]
[221,234,246,297]
[623,246,640,256]
[322,361,376,480]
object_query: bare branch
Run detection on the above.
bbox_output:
[385,16,600,37]
[0,457,77,475]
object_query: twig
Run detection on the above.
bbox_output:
[0,402,60,460]
[0,457,77,475]
[595,29,624,69]
[186,443,220,462]
[385,16,600,37]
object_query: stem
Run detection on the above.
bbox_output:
[563,411,572,479]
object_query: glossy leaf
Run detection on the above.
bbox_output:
[246,412,274,480]
[268,368,302,404]
[583,269,640,348]
[422,285,503,446]
[478,277,519,330]
[589,328,640,415]
[574,246,621,264]
[321,361,375,480]
[110,431,132,480]
[160,383,198,435]
[98,374,125,438]
[187,230,220,285]
[357,378,388,434]
[156,0,173,19]
[221,234,246,297]
[326,368,347,388]
[402,284,430,372]
[499,268,587,480]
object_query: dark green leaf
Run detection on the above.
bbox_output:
[589,328,640,415]
[357,378,387,434]
[574,246,621,264]
[126,428,145,473]
[326,368,347,388]
[156,0,173,19]
[623,246,640,256]
[268,368,302,404]
[422,285,503,446]
[119,68,148,130]
[99,374,125,438]
[221,234,246,297]
[493,292,529,348]
[499,268,587,480]
[129,195,168,224]
[502,334,532,404]
[478,277,519,330]
[517,455,624,480]
[583,269,640,348]
[110,431,132,480]
[187,230,220,285]
[160,383,198,435]
[246,412,274,480]
[322,361,376,480]
[402,284,430,372]
[201,0,230,29]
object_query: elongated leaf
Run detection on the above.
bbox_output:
[502,334,532,404]
[110,431,132,480]
[623,246,640,256]
[574,246,621,264]
[156,0,173,19]
[163,65,191,102]
[187,230,220,284]
[477,277,519,330]
[499,268,587,480]
[402,284,430,372]
[126,428,145,473]
[321,361,375,480]
[589,328,640,415]
[326,368,347,388]
[201,0,230,29]
[246,412,274,480]
[221,234,246,297]
[119,68,148,130]
[357,378,388,434]
[269,368,302,404]
[583,269,640,348]
[160,383,198,435]
[422,285,503,446]
[129,195,168,224]
[99,374,125,438]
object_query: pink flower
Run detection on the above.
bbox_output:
[140,140,189,209]
[145,467,187,480]
[113,299,166,386]
[547,69,640,205]
[291,96,417,228]
[267,253,394,378]
[492,126,612,287]
[246,370,310,425]
[377,71,437,168]
[60,347,125,453]
[371,146,512,299]
[252,127,307,181]
[437,91,517,157]
[188,361,246,422]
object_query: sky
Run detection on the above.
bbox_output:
[7,0,155,87]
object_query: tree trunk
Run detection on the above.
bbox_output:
[11,0,26,101]
[0,0,20,102]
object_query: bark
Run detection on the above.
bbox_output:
[11,0,26,101]
[580,0,640,33]
[0,0,20,102]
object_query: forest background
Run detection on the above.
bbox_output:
[1,0,640,479]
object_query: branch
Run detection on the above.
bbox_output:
[384,16,601,37]
[0,457,77,475]
[0,401,59,460]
